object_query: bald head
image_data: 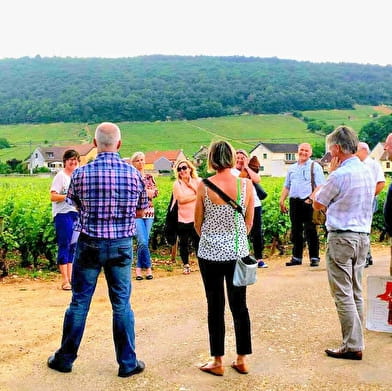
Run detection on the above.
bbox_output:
[94,122,121,152]
[356,141,370,161]
[297,143,312,164]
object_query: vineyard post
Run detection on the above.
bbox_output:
[29,140,33,175]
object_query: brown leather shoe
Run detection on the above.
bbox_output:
[231,361,248,374]
[325,348,362,360]
[199,363,224,376]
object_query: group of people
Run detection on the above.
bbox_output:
[47,121,391,379]
[47,122,265,377]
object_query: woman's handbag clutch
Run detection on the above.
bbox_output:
[233,254,258,287]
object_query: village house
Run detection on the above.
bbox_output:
[370,142,392,175]
[28,144,97,173]
[144,149,187,174]
[249,142,298,177]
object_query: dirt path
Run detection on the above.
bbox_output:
[0,247,391,391]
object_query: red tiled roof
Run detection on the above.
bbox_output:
[144,150,182,164]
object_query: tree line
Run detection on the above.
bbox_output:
[0,55,391,124]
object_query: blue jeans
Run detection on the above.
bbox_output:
[54,234,137,375]
[135,218,153,268]
[54,212,78,265]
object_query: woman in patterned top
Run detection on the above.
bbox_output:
[130,152,158,280]
[194,140,254,376]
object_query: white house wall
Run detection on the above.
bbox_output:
[28,148,45,170]
[251,145,295,177]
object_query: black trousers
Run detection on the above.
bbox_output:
[289,197,319,260]
[177,222,199,265]
[198,258,252,357]
[249,206,264,259]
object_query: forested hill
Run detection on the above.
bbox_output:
[1,55,392,124]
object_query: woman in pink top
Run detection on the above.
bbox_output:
[172,160,201,274]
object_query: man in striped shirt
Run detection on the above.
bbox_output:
[48,122,148,378]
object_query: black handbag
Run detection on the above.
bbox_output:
[164,193,178,246]
[254,183,267,200]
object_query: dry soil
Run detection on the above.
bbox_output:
[0,246,391,391]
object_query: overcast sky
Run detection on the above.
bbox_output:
[1,0,390,66]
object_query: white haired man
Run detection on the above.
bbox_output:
[356,141,385,266]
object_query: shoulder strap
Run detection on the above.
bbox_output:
[310,161,315,191]
[203,178,243,216]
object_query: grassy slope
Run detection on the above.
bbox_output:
[0,123,92,161]
[302,104,379,132]
[0,105,388,162]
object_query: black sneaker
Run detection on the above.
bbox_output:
[285,259,302,266]
[118,360,145,378]
[310,259,320,267]
[47,355,72,373]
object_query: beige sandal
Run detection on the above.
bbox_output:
[61,282,72,291]
[183,265,191,275]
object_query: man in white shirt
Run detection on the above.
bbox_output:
[356,141,385,267]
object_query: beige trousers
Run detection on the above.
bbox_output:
[326,231,369,352]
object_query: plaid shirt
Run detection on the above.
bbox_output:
[315,156,375,233]
[67,152,148,239]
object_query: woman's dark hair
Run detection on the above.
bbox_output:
[63,149,80,165]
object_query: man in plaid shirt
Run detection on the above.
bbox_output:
[313,126,375,361]
[48,122,148,378]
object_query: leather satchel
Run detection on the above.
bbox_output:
[310,162,326,226]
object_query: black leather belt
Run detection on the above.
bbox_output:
[329,230,369,235]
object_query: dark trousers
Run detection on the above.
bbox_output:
[177,222,199,265]
[289,198,319,260]
[198,258,252,356]
[249,206,264,259]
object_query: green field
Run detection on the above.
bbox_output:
[302,105,382,133]
[0,105,386,162]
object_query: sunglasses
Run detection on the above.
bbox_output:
[177,165,188,172]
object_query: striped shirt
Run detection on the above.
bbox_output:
[315,156,375,233]
[67,152,148,239]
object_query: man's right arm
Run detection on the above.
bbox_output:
[279,187,289,213]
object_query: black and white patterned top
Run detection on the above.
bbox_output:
[197,179,249,261]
